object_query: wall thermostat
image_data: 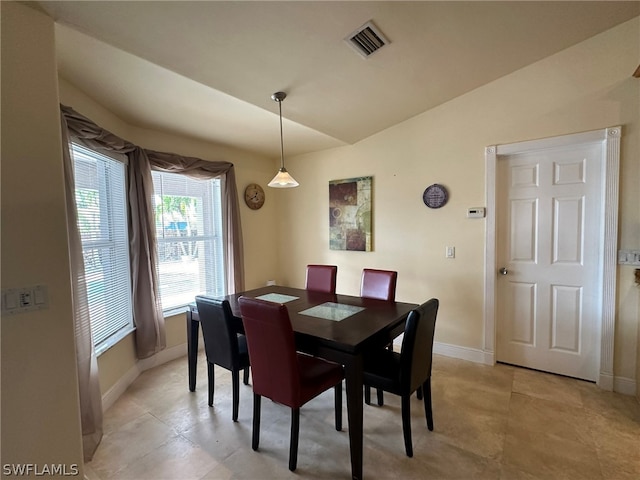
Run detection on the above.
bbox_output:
[467,207,485,218]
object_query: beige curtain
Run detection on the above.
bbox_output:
[60,112,103,461]
[128,147,166,357]
[61,105,165,358]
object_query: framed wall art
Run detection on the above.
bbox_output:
[329,176,372,251]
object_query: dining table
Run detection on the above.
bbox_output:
[186,285,418,480]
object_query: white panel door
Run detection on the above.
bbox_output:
[496,143,602,381]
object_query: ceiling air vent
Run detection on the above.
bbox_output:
[345,21,389,58]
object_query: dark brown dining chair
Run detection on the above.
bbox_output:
[195,296,250,422]
[363,298,439,457]
[238,296,344,471]
[305,264,338,294]
[361,268,398,405]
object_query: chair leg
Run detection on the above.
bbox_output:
[231,370,240,422]
[364,385,371,405]
[207,363,214,407]
[334,382,342,431]
[375,343,393,407]
[416,385,423,400]
[243,367,250,385]
[252,393,261,451]
[289,408,300,471]
[423,379,433,431]
[401,394,413,457]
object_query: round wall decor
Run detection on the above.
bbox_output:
[422,184,449,209]
[244,183,265,210]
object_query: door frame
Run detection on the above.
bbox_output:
[483,126,621,390]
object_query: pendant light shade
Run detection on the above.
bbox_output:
[268,92,299,188]
[268,168,299,188]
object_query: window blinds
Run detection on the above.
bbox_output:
[71,143,133,348]
[151,171,225,310]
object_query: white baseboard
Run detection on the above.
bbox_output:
[432,343,638,396]
[613,375,637,396]
[101,339,637,411]
[137,343,187,372]
[600,374,637,396]
[101,343,187,412]
[101,363,140,412]
[433,341,494,365]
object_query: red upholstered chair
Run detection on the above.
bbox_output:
[360,268,398,301]
[238,296,344,471]
[363,298,439,457]
[361,268,398,405]
[195,296,250,422]
[305,264,338,294]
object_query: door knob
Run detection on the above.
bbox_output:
[499,267,508,275]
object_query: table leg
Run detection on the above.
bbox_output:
[344,353,364,480]
[186,310,199,392]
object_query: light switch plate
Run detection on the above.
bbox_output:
[2,285,48,315]
[618,250,640,266]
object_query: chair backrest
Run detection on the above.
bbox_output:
[195,296,241,371]
[360,268,398,301]
[400,298,439,393]
[238,297,300,406]
[305,264,338,294]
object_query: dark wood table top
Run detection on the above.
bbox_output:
[215,285,418,355]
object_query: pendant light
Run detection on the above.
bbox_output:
[268,92,299,188]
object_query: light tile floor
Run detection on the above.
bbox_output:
[85,353,640,479]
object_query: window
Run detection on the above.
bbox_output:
[152,171,225,311]
[71,143,133,350]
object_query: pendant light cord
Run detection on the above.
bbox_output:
[268,91,298,187]
[278,99,285,170]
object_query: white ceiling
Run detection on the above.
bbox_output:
[36,1,639,159]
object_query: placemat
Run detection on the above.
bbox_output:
[255,293,299,304]
[299,302,365,322]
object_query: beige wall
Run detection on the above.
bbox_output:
[279,17,640,381]
[1,1,84,472]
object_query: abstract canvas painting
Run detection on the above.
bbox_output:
[329,176,372,251]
